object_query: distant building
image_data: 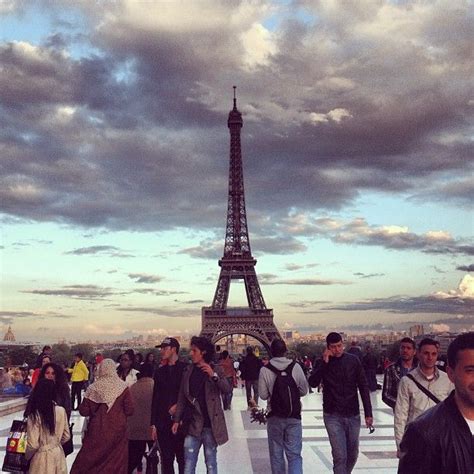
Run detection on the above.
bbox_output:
[409,325,424,338]
[3,325,15,342]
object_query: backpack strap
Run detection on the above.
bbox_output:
[267,362,296,375]
[405,373,441,404]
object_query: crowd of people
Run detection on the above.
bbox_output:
[1,331,473,473]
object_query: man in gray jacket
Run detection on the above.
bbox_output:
[259,338,309,474]
[172,336,231,474]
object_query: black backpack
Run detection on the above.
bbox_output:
[266,362,301,419]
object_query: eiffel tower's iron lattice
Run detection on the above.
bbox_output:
[201,88,281,352]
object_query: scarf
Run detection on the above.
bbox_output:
[84,359,128,412]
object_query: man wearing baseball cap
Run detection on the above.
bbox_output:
[151,337,187,473]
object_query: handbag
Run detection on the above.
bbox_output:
[144,441,160,474]
[2,419,30,473]
[62,423,74,456]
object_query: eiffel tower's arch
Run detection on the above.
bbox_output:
[211,331,276,355]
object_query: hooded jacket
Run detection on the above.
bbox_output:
[398,391,473,474]
[258,357,309,416]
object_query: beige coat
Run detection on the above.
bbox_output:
[127,377,154,440]
[26,405,70,474]
[394,366,454,448]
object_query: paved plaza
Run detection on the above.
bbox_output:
[1,378,399,473]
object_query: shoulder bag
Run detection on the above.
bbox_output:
[406,373,441,404]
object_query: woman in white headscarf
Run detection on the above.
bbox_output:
[71,359,134,474]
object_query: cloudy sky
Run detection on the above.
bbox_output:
[1,0,473,343]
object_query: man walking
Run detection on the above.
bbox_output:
[394,337,453,454]
[151,337,187,474]
[362,345,378,392]
[309,332,373,474]
[398,332,474,473]
[258,338,308,474]
[240,346,263,407]
[382,337,417,410]
[68,352,89,410]
[172,336,231,474]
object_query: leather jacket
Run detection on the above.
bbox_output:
[309,352,372,417]
[398,391,474,474]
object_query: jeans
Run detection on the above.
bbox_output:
[184,427,217,474]
[221,377,234,409]
[267,416,303,474]
[323,413,360,474]
[245,379,259,405]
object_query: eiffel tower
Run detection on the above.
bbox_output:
[201,87,281,353]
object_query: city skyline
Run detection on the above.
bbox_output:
[1,1,473,342]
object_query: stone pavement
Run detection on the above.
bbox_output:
[1,380,399,473]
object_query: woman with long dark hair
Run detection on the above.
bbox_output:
[142,351,157,373]
[39,362,72,419]
[25,378,70,473]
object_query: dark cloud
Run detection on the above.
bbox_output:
[353,272,385,279]
[263,278,350,286]
[116,306,197,317]
[66,246,134,257]
[285,264,304,271]
[252,236,307,255]
[0,0,471,235]
[180,235,306,260]
[132,288,187,296]
[278,216,474,256]
[128,273,162,284]
[0,310,38,325]
[457,264,474,272]
[323,295,474,315]
[0,310,73,324]
[285,263,318,271]
[179,241,222,260]
[286,300,332,308]
[182,299,205,304]
[21,285,115,299]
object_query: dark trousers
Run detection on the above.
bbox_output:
[365,369,378,391]
[71,381,84,409]
[157,425,185,474]
[128,440,153,474]
[221,376,234,409]
[245,379,259,405]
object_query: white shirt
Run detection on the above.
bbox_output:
[463,417,474,435]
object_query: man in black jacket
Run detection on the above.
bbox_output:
[151,337,187,474]
[309,332,373,474]
[398,332,474,474]
[240,346,263,407]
